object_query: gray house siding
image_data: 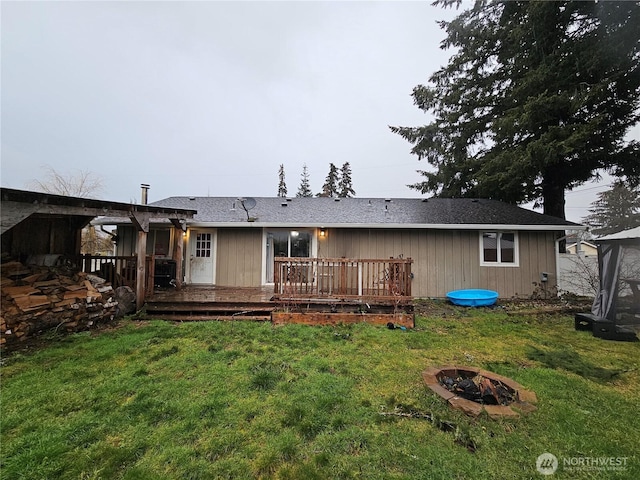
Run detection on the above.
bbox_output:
[116,225,558,298]
[117,226,176,259]
[215,228,262,287]
[322,228,556,298]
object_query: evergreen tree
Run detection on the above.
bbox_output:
[390,1,640,219]
[318,163,339,197]
[338,162,356,198]
[583,181,640,235]
[296,163,313,197]
[277,164,287,197]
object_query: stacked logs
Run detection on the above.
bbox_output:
[1,260,118,347]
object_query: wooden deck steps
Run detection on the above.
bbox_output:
[145,301,276,321]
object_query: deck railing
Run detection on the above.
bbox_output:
[75,254,138,288]
[274,257,413,304]
[74,255,156,296]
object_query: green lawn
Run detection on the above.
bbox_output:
[1,307,638,479]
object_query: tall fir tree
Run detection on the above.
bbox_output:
[318,163,339,197]
[390,1,640,219]
[583,181,640,235]
[277,164,287,197]
[296,163,313,197]
[338,162,356,198]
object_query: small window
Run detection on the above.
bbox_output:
[481,232,518,266]
[196,233,212,258]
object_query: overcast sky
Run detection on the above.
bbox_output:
[1,1,636,223]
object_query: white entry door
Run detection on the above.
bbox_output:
[189,231,215,284]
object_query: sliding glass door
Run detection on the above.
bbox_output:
[266,230,311,283]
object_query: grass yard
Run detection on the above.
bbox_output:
[1,305,639,479]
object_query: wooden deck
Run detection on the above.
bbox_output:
[144,285,414,327]
[150,285,275,303]
[145,286,277,321]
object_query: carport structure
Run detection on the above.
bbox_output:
[1,188,196,309]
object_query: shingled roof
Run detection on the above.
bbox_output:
[146,197,581,230]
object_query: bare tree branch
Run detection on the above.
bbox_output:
[28,165,104,198]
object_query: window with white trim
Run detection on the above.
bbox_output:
[481,232,518,266]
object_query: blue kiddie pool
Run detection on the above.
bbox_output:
[446,289,499,307]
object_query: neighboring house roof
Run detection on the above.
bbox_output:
[596,226,640,242]
[567,241,597,250]
[138,197,581,231]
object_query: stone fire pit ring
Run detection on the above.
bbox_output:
[423,366,537,419]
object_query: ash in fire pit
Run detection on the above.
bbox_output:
[440,374,515,406]
[423,366,537,418]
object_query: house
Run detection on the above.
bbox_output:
[105,196,583,299]
[566,239,598,257]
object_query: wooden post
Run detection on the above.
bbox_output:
[129,211,150,312]
[83,253,91,274]
[136,230,147,310]
[173,226,184,289]
[146,255,155,297]
[169,219,186,290]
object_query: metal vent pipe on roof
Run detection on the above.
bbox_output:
[141,184,150,205]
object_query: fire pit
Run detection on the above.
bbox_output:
[423,366,537,419]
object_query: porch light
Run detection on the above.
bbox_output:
[291,231,299,237]
[320,228,326,237]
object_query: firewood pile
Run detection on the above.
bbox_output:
[1,259,119,347]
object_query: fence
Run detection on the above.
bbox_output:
[558,253,598,298]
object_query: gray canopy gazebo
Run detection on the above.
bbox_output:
[575,226,640,341]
